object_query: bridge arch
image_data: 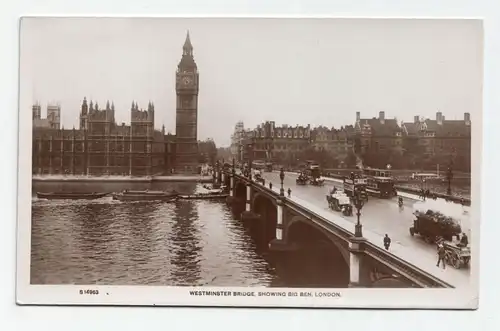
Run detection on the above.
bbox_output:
[234,181,247,201]
[251,191,276,210]
[252,193,277,244]
[283,215,350,287]
[286,215,350,267]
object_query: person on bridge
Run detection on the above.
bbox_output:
[457,233,468,248]
[436,243,446,269]
[269,182,272,189]
[383,234,391,250]
[287,188,292,198]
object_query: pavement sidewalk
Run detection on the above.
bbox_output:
[253,179,470,288]
[284,171,471,212]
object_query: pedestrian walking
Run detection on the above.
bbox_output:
[436,243,446,269]
[287,188,291,197]
[269,182,272,189]
[383,234,391,250]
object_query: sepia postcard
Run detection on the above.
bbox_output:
[16,17,481,308]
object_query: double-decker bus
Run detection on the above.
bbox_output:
[253,160,273,172]
[362,168,395,198]
[301,160,320,179]
[343,173,368,200]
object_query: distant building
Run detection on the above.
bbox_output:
[32,98,176,176]
[32,103,60,129]
[47,103,61,129]
[401,112,471,172]
[234,109,471,171]
[241,121,311,164]
[31,31,207,176]
[352,111,471,171]
[230,121,246,161]
[355,111,403,155]
[311,125,355,164]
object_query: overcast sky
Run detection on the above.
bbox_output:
[19,18,482,147]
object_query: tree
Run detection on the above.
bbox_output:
[199,139,218,164]
[401,137,426,170]
[344,152,358,169]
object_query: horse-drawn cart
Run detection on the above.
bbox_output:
[310,177,325,186]
[326,191,352,216]
[438,240,471,269]
[410,202,462,244]
[296,174,308,185]
[253,170,265,184]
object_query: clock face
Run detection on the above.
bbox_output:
[182,76,192,86]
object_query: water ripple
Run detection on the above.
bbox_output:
[30,183,275,286]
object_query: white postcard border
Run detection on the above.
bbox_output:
[16,16,481,309]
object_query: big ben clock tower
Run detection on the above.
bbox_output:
[175,31,199,174]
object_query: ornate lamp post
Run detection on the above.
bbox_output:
[214,160,218,181]
[422,178,426,200]
[352,188,365,238]
[280,167,285,196]
[446,148,455,196]
[248,143,253,180]
[212,161,216,181]
[446,165,453,196]
[232,158,236,176]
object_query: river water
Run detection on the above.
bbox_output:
[31,181,347,287]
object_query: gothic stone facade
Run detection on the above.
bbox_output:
[32,99,176,176]
[32,32,205,176]
[174,31,199,174]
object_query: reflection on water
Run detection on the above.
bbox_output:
[31,181,347,287]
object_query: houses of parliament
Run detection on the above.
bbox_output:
[32,32,200,176]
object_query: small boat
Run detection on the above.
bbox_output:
[122,189,175,195]
[36,192,109,200]
[179,193,229,200]
[205,189,224,194]
[112,192,178,202]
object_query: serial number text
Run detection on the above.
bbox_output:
[79,289,99,295]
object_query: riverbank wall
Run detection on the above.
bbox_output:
[32,175,213,184]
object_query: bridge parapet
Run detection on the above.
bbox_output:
[222,169,453,288]
[276,192,453,287]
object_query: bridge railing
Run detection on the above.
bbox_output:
[230,171,454,288]
[362,242,454,288]
[281,194,453,288]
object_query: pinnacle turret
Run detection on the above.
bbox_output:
[183,30,193,54]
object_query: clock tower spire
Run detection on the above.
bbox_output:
[183,30,193,55]
[175,31,199,174]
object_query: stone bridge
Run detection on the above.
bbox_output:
[215,167,453,288]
